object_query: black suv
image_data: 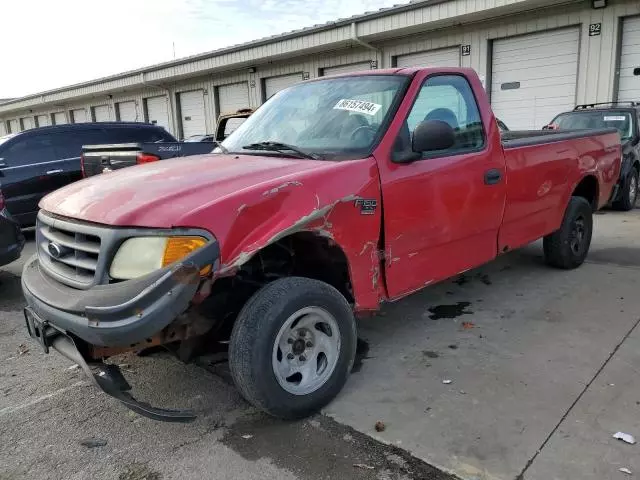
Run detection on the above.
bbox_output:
[0,123,175,226]
[546,102,640,211]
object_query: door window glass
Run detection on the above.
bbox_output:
[2,135,59,166]
[396,75,485,158]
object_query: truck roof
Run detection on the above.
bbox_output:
[308,66,477,80]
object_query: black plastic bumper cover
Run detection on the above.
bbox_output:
[21,240,219,422]
[22,241,219,347]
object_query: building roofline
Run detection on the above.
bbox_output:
[0,0,443,107]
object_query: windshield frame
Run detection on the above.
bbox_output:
[219,73,413,161]
[550,109,636,141]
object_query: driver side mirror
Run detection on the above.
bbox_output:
[413,120,456,152]
[394,120,456,163]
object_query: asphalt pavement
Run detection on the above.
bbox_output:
[2,210,640,480]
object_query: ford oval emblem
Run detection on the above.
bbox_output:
[47,241,63,259]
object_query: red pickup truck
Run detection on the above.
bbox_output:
[22,68,620,422]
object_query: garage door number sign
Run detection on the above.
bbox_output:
[589,23,602,36]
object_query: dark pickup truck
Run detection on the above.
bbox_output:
[82,109,252,176]
[545,102,640,211]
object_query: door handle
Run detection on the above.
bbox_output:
[46,169,63,175]
[484,169,502,185]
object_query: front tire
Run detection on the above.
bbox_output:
[543,196,593,269]
[613,167,638,211]
[229,277,357,419]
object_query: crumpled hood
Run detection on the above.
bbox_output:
[40,154,344,228]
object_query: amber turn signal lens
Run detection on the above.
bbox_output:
[161,236,207,267]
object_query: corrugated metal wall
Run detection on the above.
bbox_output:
[2,0,640,135]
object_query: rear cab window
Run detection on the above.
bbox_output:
[98,127,175,144]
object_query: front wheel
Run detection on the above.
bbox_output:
[613,168,638,211]
[543,196,593,269]
[229,277,357,419]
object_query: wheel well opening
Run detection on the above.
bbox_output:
[572,175,598,211]
[194,233,354,349]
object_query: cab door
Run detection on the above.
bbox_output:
[376,73,507,299]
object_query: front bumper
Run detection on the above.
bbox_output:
[21,240,220,422]
[22,241,219,346]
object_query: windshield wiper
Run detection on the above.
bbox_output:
[242,141,321,160]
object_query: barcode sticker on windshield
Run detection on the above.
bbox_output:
[604,116,626,121]
[333,99,382,116]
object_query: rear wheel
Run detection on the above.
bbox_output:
[613,167,638,211]
[229,277,356,419]
[543,196,593,269]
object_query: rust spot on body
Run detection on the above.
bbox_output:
[262,181,303,197]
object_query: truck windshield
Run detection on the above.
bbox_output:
[220,75,407,160]
[550,111,634,140]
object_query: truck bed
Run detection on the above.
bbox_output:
[81,142,216,177]
[501,128,618,147]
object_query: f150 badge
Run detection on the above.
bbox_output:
[355,199,377,215]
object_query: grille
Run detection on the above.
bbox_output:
[37,213,103,287]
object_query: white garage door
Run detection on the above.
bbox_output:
[322,62,372,76]
[53,112,67,125]
[117,101,138,122]
[218,82,250,115]
[36,114,50,127]
[145,96,171,132]
[491,28,579,130]
[8,119,19,133]
[72,109,87,123]
[618,16,640,102]
[93,105,110,122]
[264,73,302,100]
[179,90,207,139]
[21,117,34,130]
[395,47,461,68]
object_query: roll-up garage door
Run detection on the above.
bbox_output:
[218,82,250,115]
[8,119,19,133]
[145,96,171,132]
[618,16,640,102]
[264,73,302,100]
[21,117,34,130]
[321,62,372,76]
[36,114,50,127]
[93,105,110,122]
[395,47,460,68]
[72,109,87,123]
[53,112,67,125]
[491,28,579,130]
[178,90,206,139]
[117,101,138,122]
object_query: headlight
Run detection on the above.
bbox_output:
[110,236,208,280]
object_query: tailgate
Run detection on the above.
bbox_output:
[81,144,142,177]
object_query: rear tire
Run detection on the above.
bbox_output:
[613,167,638,211]
[229,277,357,419]
[543,196,593,269]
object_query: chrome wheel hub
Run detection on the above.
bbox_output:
[272,306,341,396]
